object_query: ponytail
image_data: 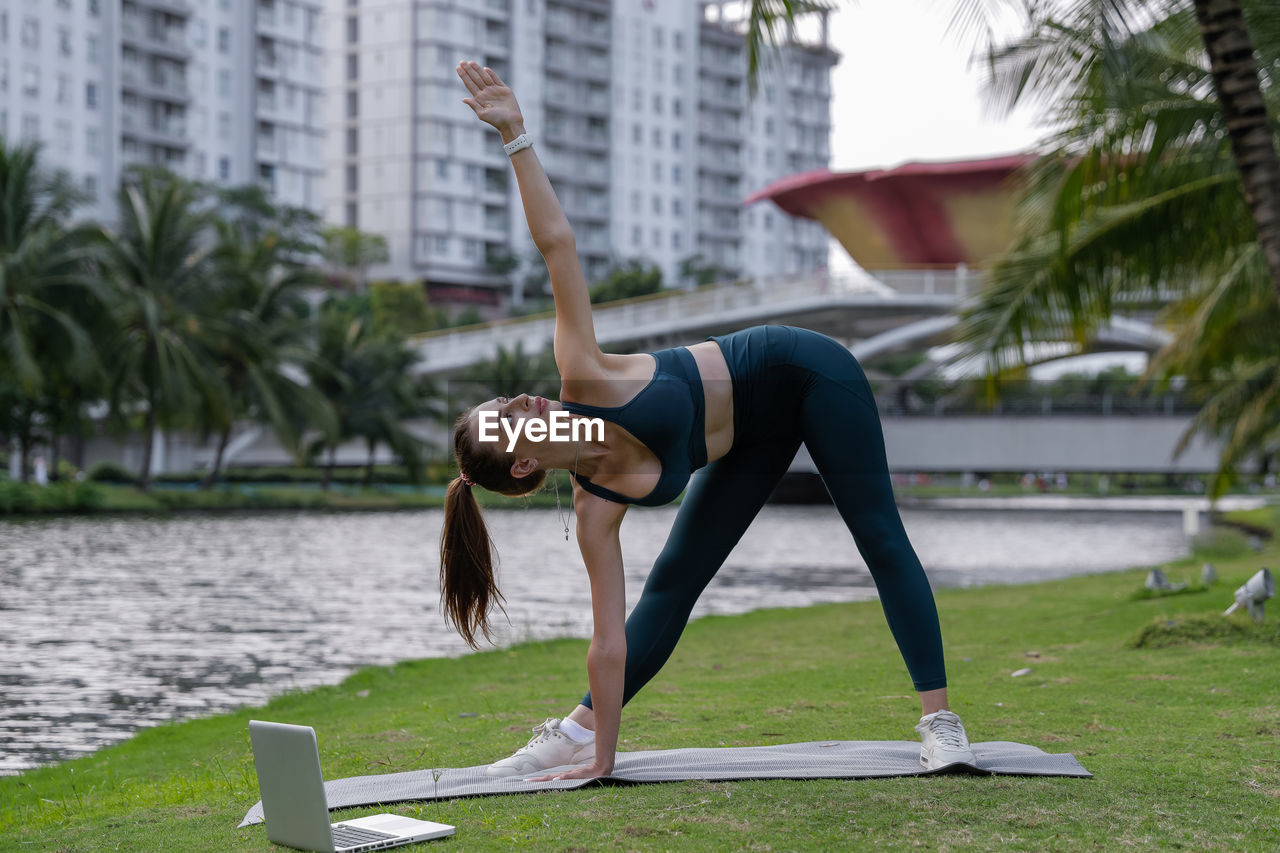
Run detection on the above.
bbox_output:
[440,407,549,647]
[439,476,504,648]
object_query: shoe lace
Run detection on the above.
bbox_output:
[927,713,968,751]
[519,718,562,751]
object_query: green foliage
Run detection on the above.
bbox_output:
[588,258,663,303]
[369,281,433,337]
[1190,527,1253,560]
[1130,613,1280,649]
[0,480,104,514]
[86,461,137,484]
[322,226,389,289]
[461,340,561,407]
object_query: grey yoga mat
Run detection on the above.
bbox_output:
[238,739,1092,827]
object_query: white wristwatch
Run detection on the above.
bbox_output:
[503,133,533,156]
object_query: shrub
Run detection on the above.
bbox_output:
[87,461,138,484]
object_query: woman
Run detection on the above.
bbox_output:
[440,61,975,782]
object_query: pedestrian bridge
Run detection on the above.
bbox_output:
[409,269,1174,378]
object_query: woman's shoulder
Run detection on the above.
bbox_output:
[560,351,657,407]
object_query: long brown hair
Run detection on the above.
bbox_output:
[439,406,547,647]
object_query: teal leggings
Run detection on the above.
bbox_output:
[582,326,946,709]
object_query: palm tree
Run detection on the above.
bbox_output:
[0,140,103,480]
[198,190,332,487]
[306,302,433,490]
[952,1,1280,490]
[98,168,223,491]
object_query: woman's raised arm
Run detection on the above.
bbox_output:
[456,61,602,376]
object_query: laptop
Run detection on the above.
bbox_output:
[248,720,455,852]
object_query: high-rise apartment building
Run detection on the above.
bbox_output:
[327,0,836,308]
[0,0,326,222]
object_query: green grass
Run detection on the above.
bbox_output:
[2,516,1278,851]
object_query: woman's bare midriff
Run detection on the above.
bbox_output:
[686,340,734,463]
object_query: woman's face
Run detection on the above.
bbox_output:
[470,393,553,456]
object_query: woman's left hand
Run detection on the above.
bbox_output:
[531,759,615,783]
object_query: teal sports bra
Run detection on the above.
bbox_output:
[561,346,707,506]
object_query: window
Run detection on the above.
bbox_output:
[55,74,69,104]
[21,114,38,140]
[58,27,71,56]
[650,228,661,248]
[218,112,230,140]
[84,175,97,201]
[21,17,38,49]
[345,165,358,193]
[632,88,642,111]
[672,165,681,184]
[632,225,642,247]
[347,16,358,43]
[463,239,481,261]
[673,198,682,217]
[345,201,357,226]
[56,0,72,10]
[465,164,480,186]
[88,0,101,16]
[653,25,663,48]
[192,20,207,47]
[87,34,99,63]
[346,91,358,118]
[218,70,231,97]
[0,60,7,92]
[671,132,680,150]
[673,32,683,51]
[346,54,358,80]
[632,123,641,144]
[765,118,774,137]
[652,94,662,114]
[346,127,357,156]
[0,12,7,42]
[86,126,100,155]
[21,65,39,97]
[218,27,230,52]
[672,231,681,251]
[630,191,640,213]
[651,128,661,148]
[651,195,661,214]
[672,98,681,117]
[435,159,448,179]
[652,161,662,183]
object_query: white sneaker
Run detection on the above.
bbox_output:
[916,709,976,770]
[484,718,595,778]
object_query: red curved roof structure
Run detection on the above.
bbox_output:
[745,154,1035,269]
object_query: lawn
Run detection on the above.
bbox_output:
[1,508,1277,851]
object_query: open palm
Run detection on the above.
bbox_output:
[456,61,523,131]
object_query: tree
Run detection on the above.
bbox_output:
[199,190,333,487]
[949,0,1280,492]
[98,168,222,491]
[305,302,434,489]
[588,259,663,303]
[0,140,103,481]
[322,226,390,290]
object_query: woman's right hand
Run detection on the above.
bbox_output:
[456,61,524,135]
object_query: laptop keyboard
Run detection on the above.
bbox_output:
[331,824,400,848]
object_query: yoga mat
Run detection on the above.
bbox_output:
[239,740,1092,827]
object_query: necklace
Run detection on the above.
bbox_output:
[554,436,581,541]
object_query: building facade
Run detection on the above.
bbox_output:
[327,0,836,309]
[0,0,326,222]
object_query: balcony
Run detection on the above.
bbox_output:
[120,64,191,103]
[120,15,190,60]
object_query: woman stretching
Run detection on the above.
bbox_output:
[440,61,975,781]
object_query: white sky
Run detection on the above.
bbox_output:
[823,0,1046,170]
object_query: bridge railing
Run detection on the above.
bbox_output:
[411,268,971,372]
